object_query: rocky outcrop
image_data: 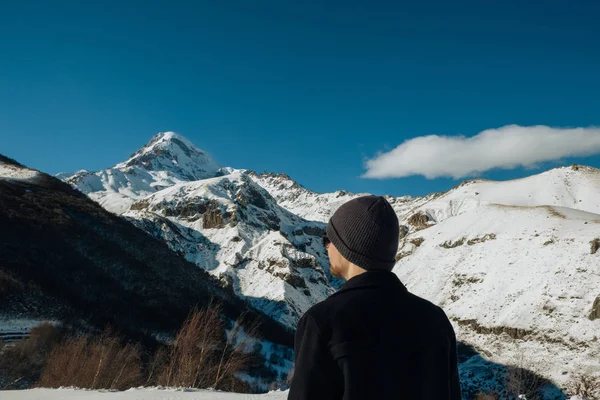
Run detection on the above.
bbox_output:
[590,295,600,321]
[440,234,496,248]
[407,211,433,230]
[441,237,466,249]
[399,225,409,239]
[202,200,229,229]
[467,234,497,245]
[302,225,325,237]
[236,184,268,210]
[455,318,534,340]
[590,238,600,255]
[410,237,425,247]
[256,213,280,231]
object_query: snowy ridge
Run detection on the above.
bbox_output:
[414,165,600,224]
[247,172,364,222]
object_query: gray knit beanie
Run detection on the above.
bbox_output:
[326,195,400,271]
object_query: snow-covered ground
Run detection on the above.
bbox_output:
[1,388,288,400]
[0,161,39,181]
[1,387,588,399]
[395,203,600,386]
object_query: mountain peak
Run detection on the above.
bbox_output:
[146,131,196,151]
[116,132,221,181]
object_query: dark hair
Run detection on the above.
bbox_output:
[322,233,330,248]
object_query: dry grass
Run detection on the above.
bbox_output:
[0,323,61,389]
[157,306,224,388]
[544,206,567,220]
[38,328,142,390]
[568,374,600,399]
[2,305,263,392]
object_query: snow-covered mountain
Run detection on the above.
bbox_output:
[123,171,334,328]
[58,132,600,391]
[62,132,223,214]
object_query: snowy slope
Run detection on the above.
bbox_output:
[122,171,334,328]
[0,160,40,181]
[394,204,600,386]
[412,165,600,224]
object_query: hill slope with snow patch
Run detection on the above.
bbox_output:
[394,203,600,385]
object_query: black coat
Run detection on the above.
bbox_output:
[288,271,461,400]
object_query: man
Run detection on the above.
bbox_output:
[288,195,461,400]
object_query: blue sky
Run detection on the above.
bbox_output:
[1,0,599,197]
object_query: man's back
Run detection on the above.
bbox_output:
[288,196,461,400]
[288,271,461,400]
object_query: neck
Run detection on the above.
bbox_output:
[342,263,367,281]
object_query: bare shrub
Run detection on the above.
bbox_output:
[213,313,260,391]
[4,306,262,391]
[156,304,259,391]
[504,365,545,400]
[0,323,61,389]
[158,305,224,388]
[569,374,600,399]
[145,346,169,386]
[38,328,142,390]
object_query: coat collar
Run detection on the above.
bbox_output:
[332,271,407,297]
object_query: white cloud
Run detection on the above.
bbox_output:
[362,125,600,179]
